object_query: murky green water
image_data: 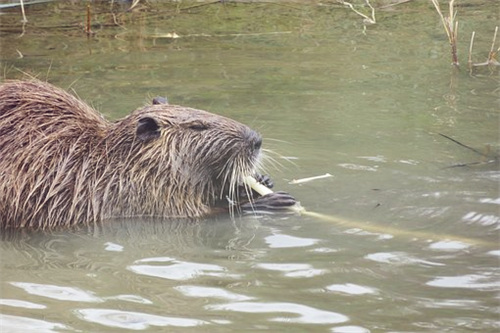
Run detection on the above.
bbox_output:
[1,1,499,332]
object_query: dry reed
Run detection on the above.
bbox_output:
[430,0,459,67]
[468,26,500,72]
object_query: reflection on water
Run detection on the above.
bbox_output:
[255,263,327,278]
[0,299,46,309]
[326,283,378,296]
[2,214,498,331]
[0,314,69,333]
[426,274,500,290]
[174,285,254,301]
[264,230,319,248]
[364,251,445,266]
[1,1,499,332]
[206,301,349,324]
[331,326,371,333]
[428,240,471,251]
[74,308,208,330]
[128,257,235,281]
[10,282,103,302]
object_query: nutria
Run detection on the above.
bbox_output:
[0,80,296,229]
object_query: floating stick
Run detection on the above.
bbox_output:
[244,176,497,248]
[289,173,332,185]
[20,0,27,23]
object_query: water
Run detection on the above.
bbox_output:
[0,1,499,332]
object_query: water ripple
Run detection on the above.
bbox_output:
[428,240,470,251]
[256,263,327,277]
[0,314,69,333]
[104,294,153,304]
[487,250,500,256]
[344,228,393,240]
[0,298,46,309]
[310,247,339,253]
[462,211,500,227]
[75,308,207,329]
[127,257,235,281]
[10,282,103,302]
[331,325,371,333]
[264,233,319,248]
[326,283,378,295]
[206,301,349,324]
[104,242,124,252]
[174,285,254,301]
[426,274,500,290]
[479,197,500,205]
[338,163,377,172]
[364,252,444,267]
[417,298,482,309]
[357,155,386,163]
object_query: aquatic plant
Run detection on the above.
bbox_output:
[430,0,459,66]
[468,26,500,73]
[430,0,499,72]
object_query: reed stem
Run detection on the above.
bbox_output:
[430,0,459,67]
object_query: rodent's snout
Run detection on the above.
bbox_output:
[245,129,262,152]
[253,137,262,151]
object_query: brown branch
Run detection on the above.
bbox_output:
[487,26,499,65]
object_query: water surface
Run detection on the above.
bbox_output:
[1,1,499,332]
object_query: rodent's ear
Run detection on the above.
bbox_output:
[152,96,168,105]
[136,117,160,142]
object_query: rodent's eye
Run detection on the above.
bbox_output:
[186,121,209,131]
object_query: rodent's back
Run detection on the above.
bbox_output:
[0,80,109,228]
[0,80,108,134]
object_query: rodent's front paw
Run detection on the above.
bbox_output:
[253,173,274,189]
[241,191,297,214]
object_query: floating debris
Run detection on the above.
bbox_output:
[289,173,333,185]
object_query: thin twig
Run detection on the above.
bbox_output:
[440,133,499,168]
[439,133,488,157]
[487,26,498,64]
[289,173,333,185]
[86,4,92,36]
[430,0,449,40]
[379,0,413,9]
[338,0,376,25]
[20,0,27,23]
[472,26,500,68]
[129,0,141,11]
[468,31,475,71]
[366,0,375,24]
[444,160,497,168]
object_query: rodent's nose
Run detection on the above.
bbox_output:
[246,129,262,152]
[253,136,262,151]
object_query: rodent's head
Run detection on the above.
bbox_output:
[110,104,262,214]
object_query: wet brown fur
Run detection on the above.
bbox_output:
[0,80,262,229]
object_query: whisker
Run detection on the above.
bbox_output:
[264,137,291,144]
[263,148,298,169]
